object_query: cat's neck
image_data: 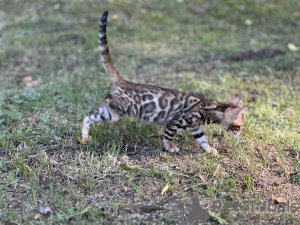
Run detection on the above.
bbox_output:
[203,103,230,124]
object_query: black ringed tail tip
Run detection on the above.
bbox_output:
[99,11,109,45]
[101,11,109,21]
[100,11,108,30]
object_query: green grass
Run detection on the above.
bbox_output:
[1,0,300,224]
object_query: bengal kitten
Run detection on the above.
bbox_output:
[81,11,247,155]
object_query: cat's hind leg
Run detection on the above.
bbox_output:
[188,127,218,155]
[81,105,111,143]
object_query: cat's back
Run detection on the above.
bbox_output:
[108,81,188,123]
[114,81,186,103]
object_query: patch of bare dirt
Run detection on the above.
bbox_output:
[231,48,285,61]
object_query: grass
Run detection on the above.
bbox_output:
[1,0,300,224]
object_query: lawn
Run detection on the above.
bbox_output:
[0,0,300,224]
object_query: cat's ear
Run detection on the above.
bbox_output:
[229,106,247,120]
[226,97,241,107]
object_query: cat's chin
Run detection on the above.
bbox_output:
[227,130,240,137]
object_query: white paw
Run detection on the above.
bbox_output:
[211,147,218,155]
[167,145,180,153]
[82,135,91,143]
[168,148,175,153]
[173,145,180,153]
[205,146,218,155]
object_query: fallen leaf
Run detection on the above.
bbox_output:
[220,172,228,178]
[34,214,41,220]
[245,19,253,26]
[60,154,65,161]
[209,211,228,224]
[23,76,33,82]
[112,14,118,19]
[218,191,227,196]
[160,163,166,168]
[49,159,58,165]
[39,206,51,214]
[250,39,256,44]
[54,3,60,9]
[22,57,30,63]
[20,183,29,188]
[212,164,221,179]
[12,100,23,105]
[272,197,287,204]
[82,206,92,213]
[287,42,298,51]
[207,164,221,182]
[75,133,83,144]
[197,173,207,182]
[120,163,139,173]
[36,199,44,204]
[26,80,40,87]
[161,184,169,196]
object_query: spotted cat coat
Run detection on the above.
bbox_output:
[81,11,247,155]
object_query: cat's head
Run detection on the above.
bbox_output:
[218,97,247,137]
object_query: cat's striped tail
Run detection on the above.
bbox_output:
[99,11,124,83]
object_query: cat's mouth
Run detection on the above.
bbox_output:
[227,129,240,137]
[227,124,242,133]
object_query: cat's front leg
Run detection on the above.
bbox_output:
[163,125,180,153]
[188,128,218,155]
